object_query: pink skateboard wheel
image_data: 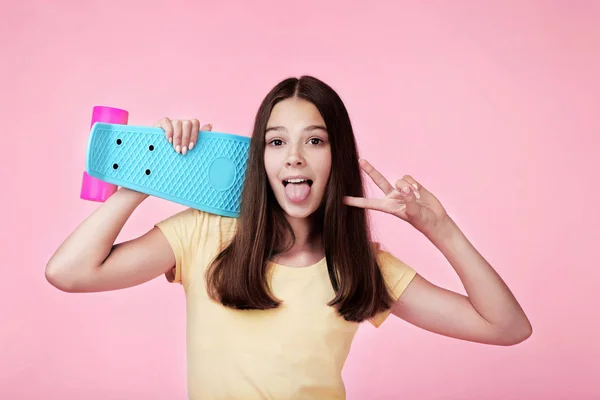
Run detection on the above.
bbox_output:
[80,106,129,202]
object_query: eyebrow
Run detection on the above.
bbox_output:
[265,125,328,134]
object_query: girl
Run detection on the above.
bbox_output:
[46,76,532,399]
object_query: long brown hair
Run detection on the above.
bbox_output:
[205,75,395,322]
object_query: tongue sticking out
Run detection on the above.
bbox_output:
[284,182,311,203]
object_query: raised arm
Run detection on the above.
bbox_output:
[46,117,208,292]
[345,160,532,345]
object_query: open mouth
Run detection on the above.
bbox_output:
[282,178,313,187]
[281,178,313,203]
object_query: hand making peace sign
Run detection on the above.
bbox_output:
[344,159,450,236]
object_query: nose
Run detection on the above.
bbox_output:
[285,146,305,167]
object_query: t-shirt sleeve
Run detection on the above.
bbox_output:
[369,244,417,328]
[154,207,238,288]
[154,207,204,287]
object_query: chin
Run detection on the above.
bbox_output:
[281,207,317,220]
[276,195,323,220]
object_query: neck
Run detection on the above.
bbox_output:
[284,213,322,251]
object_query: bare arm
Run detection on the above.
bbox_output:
[45,188,175,292]
[343,161,531,346]
[392,218,532,346]
[45,117,208,293]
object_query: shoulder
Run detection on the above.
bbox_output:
[155,208,238,284]
[155,208,238,241]
[155,208,239,253]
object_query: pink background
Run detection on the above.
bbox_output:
[2,1,599,399]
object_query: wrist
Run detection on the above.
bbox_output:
[424,215,460,245]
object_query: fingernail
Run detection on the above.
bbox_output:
[402,186,411,194]
[182,146,187,155]
[414,191,421,199]
[176,145,181,153]
[207,123,212,129]
[168,137,172,144]
[412,183,419,190]
[189,142,194,150]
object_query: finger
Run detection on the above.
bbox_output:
[192,122,212,151]
[189,119,200,151]
[154,117,174,144]
[359,159,394,195]
[172,120,182,153]
[402,175,422,192]
[181,120,192,155]
[395,184,421,218]
[396,178,421,200]
[343,196,388,212]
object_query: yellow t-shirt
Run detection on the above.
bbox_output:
[155,208,416,400]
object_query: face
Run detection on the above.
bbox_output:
[264,98,332,220]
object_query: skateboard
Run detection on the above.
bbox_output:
[85,122,250,218]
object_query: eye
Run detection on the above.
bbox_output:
[269,139,283,146]
[309,138,323,145]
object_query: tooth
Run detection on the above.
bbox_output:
[284,178,309,184]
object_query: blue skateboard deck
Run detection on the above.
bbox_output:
[85,122,250,217]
